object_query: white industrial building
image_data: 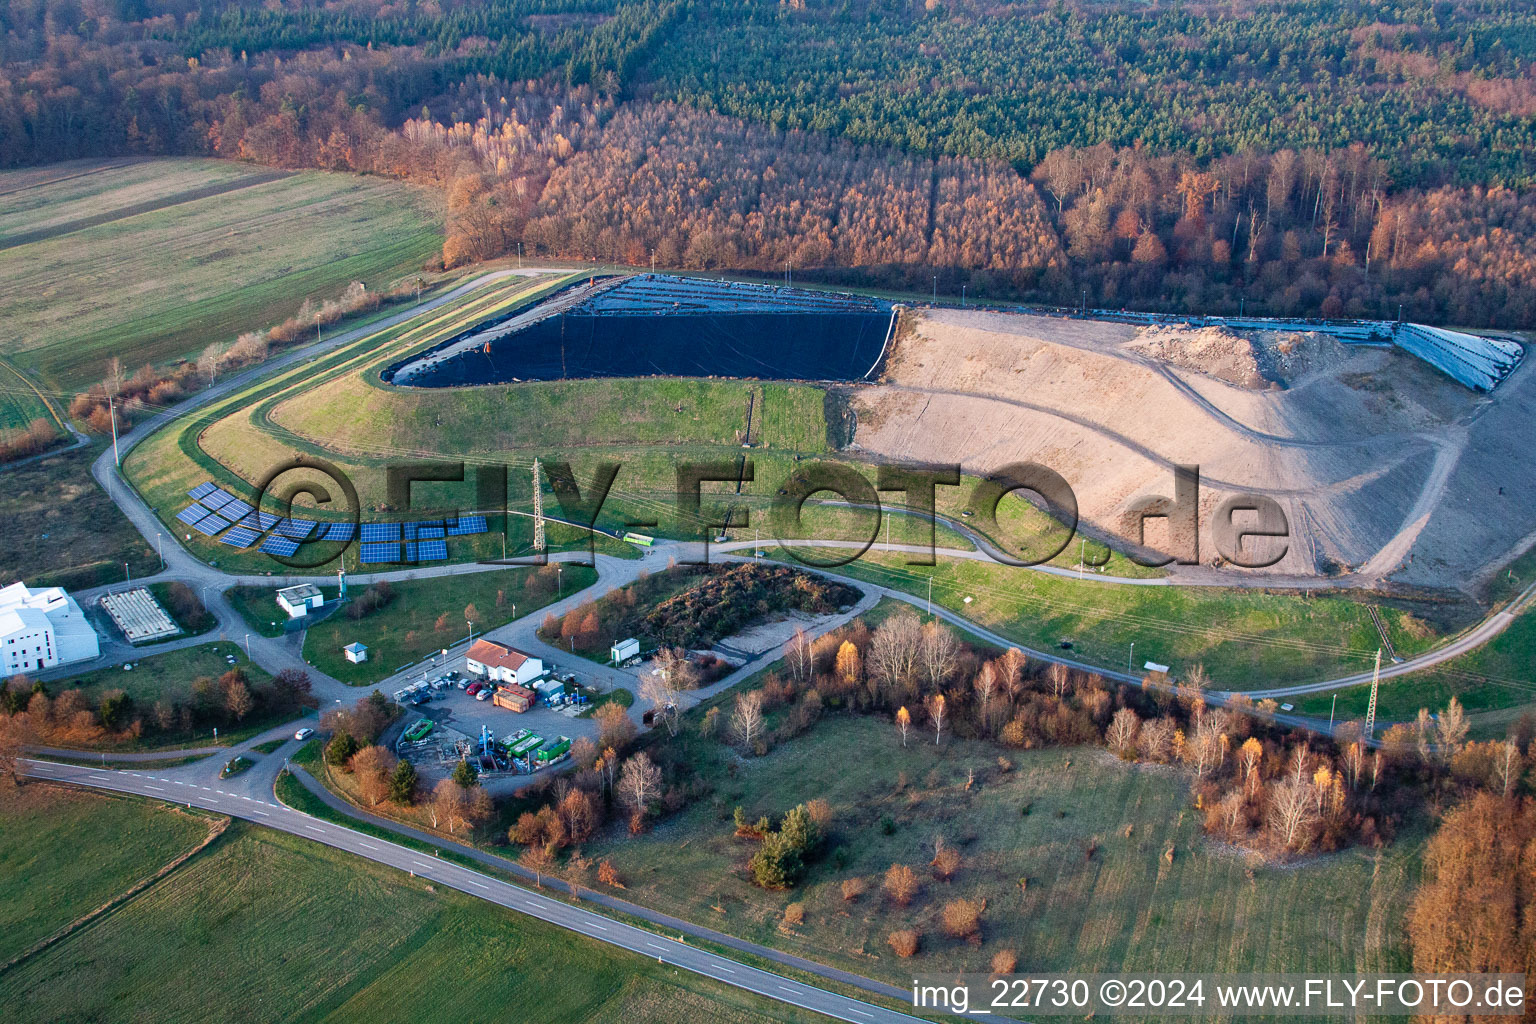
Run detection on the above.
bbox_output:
[0,582,100,676]
[276,583,324,619]
[465,639,544,686]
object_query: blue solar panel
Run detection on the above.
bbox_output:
[360,523,400,543]
[416,525,445,539]
[277,519,317,540]
[201,489,236,511]
[192,514,230,536]
[221,499,253,519]
[189,482,217,500]
[259,534,300,556]
[320,522,355,542]
[220,526,261,548]
[416,538,448,561]
[176,506,205,526]
[402,541,418,562]
[359,542,399,564]
[447,515,488,535]
[254,510,281,530]
[402,522,419,541]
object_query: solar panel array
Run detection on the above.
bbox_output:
[259,534,300,556]
[220,526,262,548]
[277,519,318,541]
[359,542,398,564]
[180,484,482,561]
[446,515,488,535]
[361,523,400,543]
[192,514,230,536]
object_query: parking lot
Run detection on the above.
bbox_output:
[386,663,605,791]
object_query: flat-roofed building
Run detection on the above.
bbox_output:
[0,581,99,675]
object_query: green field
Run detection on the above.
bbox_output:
[0,785,213,965]
[302,565,597,685]
[0,158,443,391]
[2,813,823,1024]
[828,553,1441,690]
[0,445,159,591]
[588,715,1418,987]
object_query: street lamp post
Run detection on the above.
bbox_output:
[244,634,251,659]
[1127,642,1135,678]
[556,563,563,597]
[926,576,933,617]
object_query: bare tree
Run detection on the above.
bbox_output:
[1046,662,1069,699]
[429,777,467,832]
[786,627,813,684]
[972,664,998,733]
[1266,779,1318,852]
[1238,737,1264,794]
[1106,707,1140,758]
[1435,697,1468,761]
[883,863,920,906]
[920,620,959,694]
[618,752,662,816]
[1495,740,1522,798]
[731,690,765,750]
[640,660,687,736]
[868,611,923,700]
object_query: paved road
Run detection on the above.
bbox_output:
[18,755,961,1024]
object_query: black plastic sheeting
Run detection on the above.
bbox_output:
[399,308,894,385]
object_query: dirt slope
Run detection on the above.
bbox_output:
[852,309,1532,590]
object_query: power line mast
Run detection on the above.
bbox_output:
[1364,648,1382,742]
[531,459,545,552]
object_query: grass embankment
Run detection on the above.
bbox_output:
[2,809,823,1024]
[0,785,213,965]
[0,158,444,391]
[587,715,1418,987]
[1295,610,1536,724]
[0,445,159,591]
[828,552,1441,689]
[224,584,297,638]
[304,564,597,685]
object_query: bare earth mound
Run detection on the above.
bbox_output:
[853,309,1536,591]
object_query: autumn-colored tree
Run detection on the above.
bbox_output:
[940,898,984,943]
[593,701,636,751]
[1408,793,1535,978]
[895,705,911,746]
[884,863,920,906]
[887,929,920,958]
[597,858,625,888]
[841,877,867,901]
[350,745,398,806]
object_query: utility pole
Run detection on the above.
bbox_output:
[1329,693,1337,734]
[531,459,545,552]
[1364,648,1382,741]
[926,576,933,617]
[932,276,937,303]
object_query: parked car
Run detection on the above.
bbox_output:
[475,688,492,701]
[466,681,483,696]
[294,727,314,741]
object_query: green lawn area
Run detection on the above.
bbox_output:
[3,818,824,1024]
[304,565,597,685]
[225,584,297,638]
[0,444,159,591]
[825,552,1442,689]
[1294,608,1536,723]
[0,785,212,964]
[0,158,443,391]
[588,715,1418,987]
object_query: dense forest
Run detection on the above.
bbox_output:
[2,0,1533,324]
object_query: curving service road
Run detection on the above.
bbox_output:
[20,266,1536,1020]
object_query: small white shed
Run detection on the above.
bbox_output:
[276,583,323,619]
[343,642,369,664]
